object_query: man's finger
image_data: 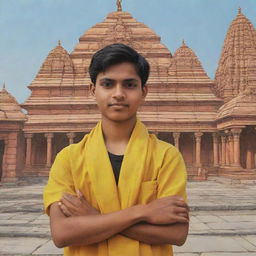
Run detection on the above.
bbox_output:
[77,191,91,205]
[76,190,89,204]
[177,212,189,220]
[63,193,81,207]
[63,193,77,201]
[61,196,79,210]
[76,189,84,199]
[58,202,71,217]
[174,206,189,214]
[173,215,189,224]
[173,200,189,210]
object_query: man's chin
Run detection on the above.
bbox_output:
[103,114,136,123]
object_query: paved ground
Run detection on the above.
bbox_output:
[0,177,256,255]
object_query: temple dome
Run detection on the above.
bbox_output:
[215,8,256,102]
[0,86,26,121]
[168,41,212,83]
[30,41,75,87]
[38,41,74,76]
[72,11,171,56]
[70,11,172,82]
[217,86,256,120]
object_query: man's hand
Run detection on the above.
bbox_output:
[142,195,189,225]
[59,190,99,217]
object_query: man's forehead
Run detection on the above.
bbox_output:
[99,77,139,81]
[96,62,141,82]
[102,62,137,73]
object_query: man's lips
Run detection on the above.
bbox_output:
[108,103,129,107]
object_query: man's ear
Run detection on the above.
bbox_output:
[142,85,148,98]
[89,83,96,97]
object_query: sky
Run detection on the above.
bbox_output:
[0,0,256,103]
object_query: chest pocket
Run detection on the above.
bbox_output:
[138,180,158,204]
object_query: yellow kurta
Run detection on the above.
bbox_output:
[43,118,187,256]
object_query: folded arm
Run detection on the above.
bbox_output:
[49,202,144,248]
[121,222,189,246]
[55,193,189,247]
[120,194,189,246]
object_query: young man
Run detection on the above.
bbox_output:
[43,43,189,256]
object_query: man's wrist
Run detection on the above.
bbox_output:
[130,204,147,223]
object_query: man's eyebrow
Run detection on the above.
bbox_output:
[123,78,139,82]
[99,78,114,82]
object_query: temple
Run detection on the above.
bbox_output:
[0,7,256,182]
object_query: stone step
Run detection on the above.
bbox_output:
[221,174,256,180]
[219,172,256,180]
[21,171,49,177]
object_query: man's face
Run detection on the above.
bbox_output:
[90,62,147,123]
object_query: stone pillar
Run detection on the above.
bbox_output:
[212,133,219,167]
[194,132,203,167]
[0,139,7,181]
[2,132,18,182]
[246,141,254,169]
[254,151,256,169]
[173,132,180,150]
[45,133,54,168]
[224,131,230,166]
[218,137,222,166]
[228,134,234,165]
[25,133,33,167]
[67,132,75,145]
[255,127,256,168]
[221,135,226,166]
[231,128,242,167]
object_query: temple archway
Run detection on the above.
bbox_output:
[240,126,256,169]
[201,133,213,169]
[52,133,69,161]
[31,134,47,167]
[180,133,194,167]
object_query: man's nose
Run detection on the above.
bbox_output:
[112,84,125,99]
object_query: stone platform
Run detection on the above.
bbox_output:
[0,177,256,255]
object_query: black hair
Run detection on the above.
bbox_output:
[89,43,150,87]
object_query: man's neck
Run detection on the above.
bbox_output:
[101,116,136,155]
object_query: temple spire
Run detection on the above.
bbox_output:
[58,40,61,46]
[215,8,256,101]
[182,39,185,46]
[116,0,122,12]
[2,82,5,90]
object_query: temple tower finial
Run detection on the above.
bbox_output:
[116,0,122,12]
[238,7,242,14]
[3,82,5,90]
[182,39,185,46]
[58,40,61,46]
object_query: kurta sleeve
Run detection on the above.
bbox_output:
[43,146,76,215]
[157,147,187,201]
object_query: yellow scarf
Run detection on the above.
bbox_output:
[85,118,150,255]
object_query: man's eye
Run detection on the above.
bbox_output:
[101,82,112,87]
[125,83,137,88]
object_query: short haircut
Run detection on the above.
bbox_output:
[89,43,150,87]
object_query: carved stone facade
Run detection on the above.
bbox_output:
[0,8,256,182]
[215,8,256,102]
[0,86,26,182]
